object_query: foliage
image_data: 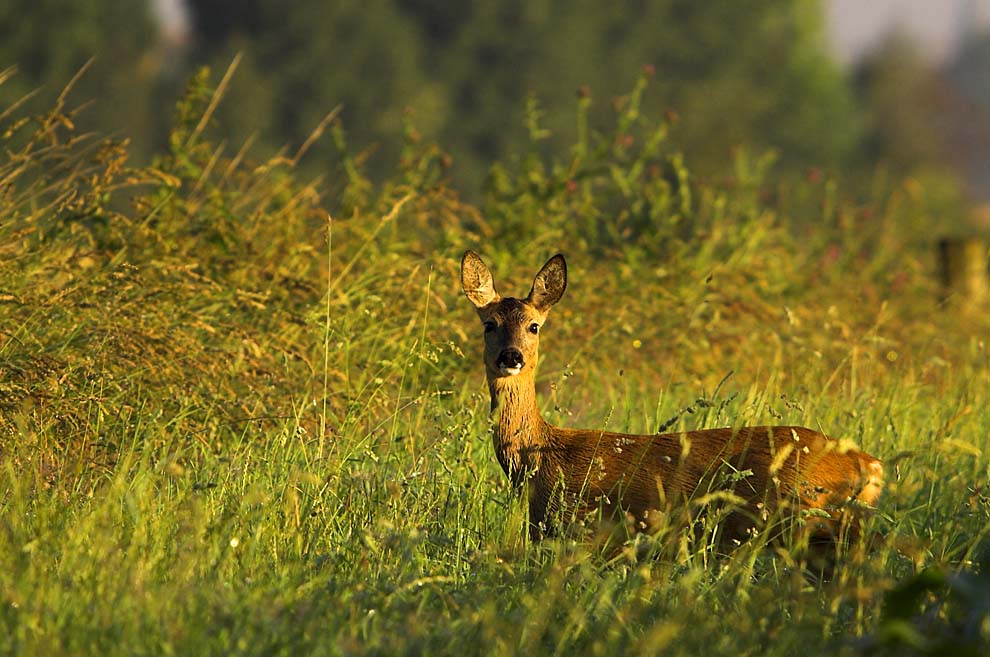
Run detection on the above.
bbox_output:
[3,0,964,199]
[432,0,861,185]
[38,0,863,192]
[0,0,162,158]
[1,71,989,657]
[853,34,949,181]
[859,557,990,656]
[184,0,433,177]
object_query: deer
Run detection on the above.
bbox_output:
[460,250,883,554]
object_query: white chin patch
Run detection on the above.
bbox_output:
[499,365,522,376]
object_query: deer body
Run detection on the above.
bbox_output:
[461,251,883,545]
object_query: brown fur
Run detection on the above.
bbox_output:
[460,251,883,547]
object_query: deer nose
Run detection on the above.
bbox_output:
[496,348,525,373]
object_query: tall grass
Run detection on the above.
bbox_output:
[1,67,988,656]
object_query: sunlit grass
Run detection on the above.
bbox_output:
[1,69,989,656]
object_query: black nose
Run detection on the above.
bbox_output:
[496,348,524,369]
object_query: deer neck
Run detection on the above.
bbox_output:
[488,371,550,482]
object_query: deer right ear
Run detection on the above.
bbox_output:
[460,250,499,308]
[528,253,567,311]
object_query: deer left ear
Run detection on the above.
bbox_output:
[528,253,567,311]
[461,250,500,308]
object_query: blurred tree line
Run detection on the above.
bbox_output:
[0,0,164,149]
[0,0,976,198]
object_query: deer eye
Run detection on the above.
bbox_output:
[484,320,497,333]
[529,323,540,334]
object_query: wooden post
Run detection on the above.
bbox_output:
[938,237,990,305]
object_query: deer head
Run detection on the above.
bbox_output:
[460,251,567,382]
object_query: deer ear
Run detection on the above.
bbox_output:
[460,250,499,308]
[528,253,567,311]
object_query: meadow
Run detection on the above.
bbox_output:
[1,70,989,656]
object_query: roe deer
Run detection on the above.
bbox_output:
[460,250,883,549]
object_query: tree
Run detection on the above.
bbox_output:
[853,33,948,174]
[943,28,990,204]
[428,0,861,185]
[0,0,160,155]
[185,0,430,174]
[182,0,863,191]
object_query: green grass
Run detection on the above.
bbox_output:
[1,70,989,656]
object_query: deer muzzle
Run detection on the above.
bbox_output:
[495,348,524,376]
